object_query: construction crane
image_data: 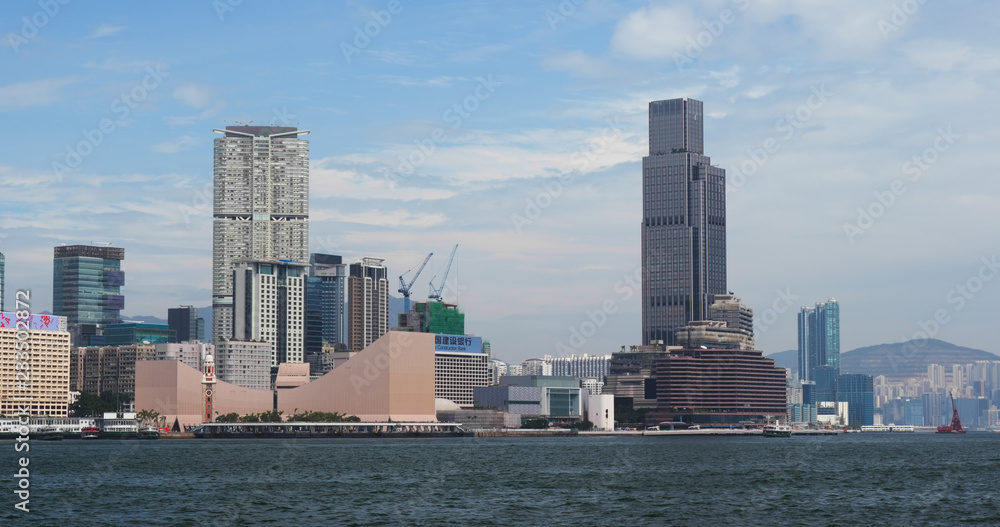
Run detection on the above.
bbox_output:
[428,244,458,301]
[398,252,433,313]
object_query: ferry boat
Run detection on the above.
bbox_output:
[138,425,161,440]
[36,427,64,441]
[81,426,102,439]
[762,423,792,438]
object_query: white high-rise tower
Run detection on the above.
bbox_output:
[212,126,310,342]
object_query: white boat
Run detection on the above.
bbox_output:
[762,423,792,438]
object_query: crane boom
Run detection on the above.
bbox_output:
[398,252,433,313]
[429,244,458,301]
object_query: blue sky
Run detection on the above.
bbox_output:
[2,0,999,363]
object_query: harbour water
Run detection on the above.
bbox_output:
[3,433,999,526]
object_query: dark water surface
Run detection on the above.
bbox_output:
[2,433,999,526]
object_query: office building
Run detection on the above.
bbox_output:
[212,126,310,343]
[232,260,307,365]
[168,306,205,343]
[649,346,787,425]
[52,245,125,346]
[347,257,389,352]
[797,299,840,382]
[214,340,272,391]
[435,348,489,407]
[104,323,175,346]
[837,374,875,427]
[708,293,754,347]
[305,254,347,366]
[0,313,70,417]
[641,98,727,345]
[475,375,583,422]
[604,344,669,409]
[674,320,754,350]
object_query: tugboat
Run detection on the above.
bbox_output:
[936,397,965,434]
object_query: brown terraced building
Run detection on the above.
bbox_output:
[648,347,787,425]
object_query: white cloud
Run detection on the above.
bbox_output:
[90,24,126,38]
[0,77,77,111]
[610,5,700,61]
[379,75,468,87]
[541,51,626,79]
[152,136,200,154]
[745,85,777,99]
[313,210,448,228]
[173,83,214,108]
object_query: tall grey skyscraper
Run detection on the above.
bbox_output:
[797,299,841,382]
[0,250,5,312]
[641,98,727,345]
[212,126,310,342]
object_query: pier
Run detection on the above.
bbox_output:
[191,421,465,438]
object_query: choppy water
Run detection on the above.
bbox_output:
[2,433,999,526]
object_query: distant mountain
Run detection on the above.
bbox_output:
[840,339,997,380]
[766,340,997,380]
[766,349,797,372]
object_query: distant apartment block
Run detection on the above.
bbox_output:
[212,126,310,343]
[72,344,155,406]
[797,299,840,382]
[348,257,389,352]
[544,353,611,380]
[215,340,272,391]
[154,341,212,371]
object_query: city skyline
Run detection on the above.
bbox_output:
[2,2,1000,363]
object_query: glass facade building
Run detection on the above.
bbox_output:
[168,305,205,343]
[641,98,727,345]
[304,253,347,359]
[52,245,125,332]
[837,373,875,427]
[797,299,840,382]
[104,323,175,346]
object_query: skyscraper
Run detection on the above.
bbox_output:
[641,98,727,345]
[347,257,389,352]
[232,260,307,365]
[305,253,347,353]
[168,305,205,343]
[52,244,125,346]
[212,126,310,343]
[0,250,5,312]
[797,298,841,382]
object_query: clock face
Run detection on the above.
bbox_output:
[206,390,213,396]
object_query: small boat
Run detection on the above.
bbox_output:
[762,423,792,438]
[81,426,101,439]
[36,427,64,441]
[139,425,161,440]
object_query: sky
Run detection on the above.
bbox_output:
[1,0,998,364]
